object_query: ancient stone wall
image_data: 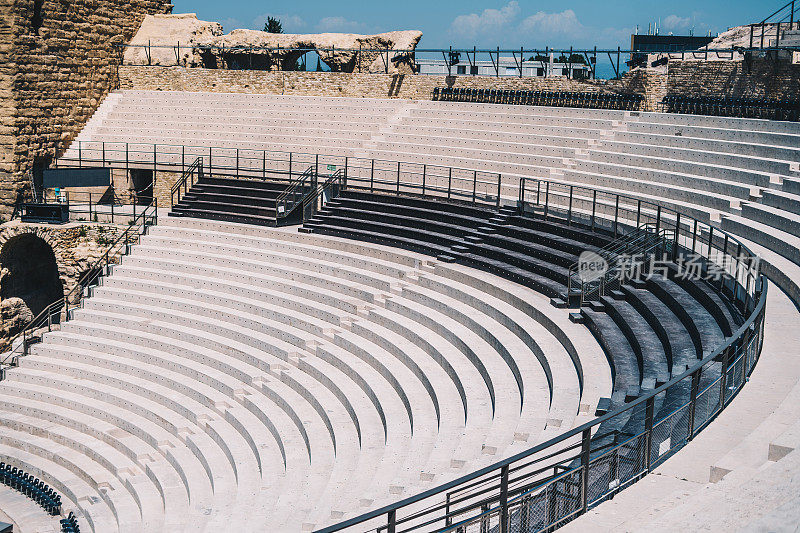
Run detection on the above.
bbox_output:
[0,0,16,196]
[119,65,665,108]
[667,54,800,99]
[0,0,172,216]
[0,220,123,346]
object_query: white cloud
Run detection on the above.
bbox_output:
[663,14,691,31]
[519,9,582,36]
[449,1,521,39]
[597,25,636,47]
[251,13,307,32]
[316,16,370,33]
[220,17,243,32]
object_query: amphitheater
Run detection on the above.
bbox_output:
[1,4,800,533]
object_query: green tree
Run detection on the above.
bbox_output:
[554,54,586,64]
[264,16,283,34]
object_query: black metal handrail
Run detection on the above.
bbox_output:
[315,173,766,533]
[299,169,346,223]
[566,223,673,306]
[170,156,203,207]
[0,198,158,378]
[275,165,315,220]
[18,188,151,224]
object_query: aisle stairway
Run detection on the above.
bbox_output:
[0,216,609,532]
[170,175,288,225]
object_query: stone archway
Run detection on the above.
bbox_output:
[0,233,63,317]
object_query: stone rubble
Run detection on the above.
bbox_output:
[124,13,423,74]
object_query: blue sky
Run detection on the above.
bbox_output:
[172,0,765,49]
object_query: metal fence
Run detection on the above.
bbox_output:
[519,177,761,309]
[55,140,515,208]
[314,173,766,533]
[0,199,158,379]
[18,188,147,224]
[118,38,800,81]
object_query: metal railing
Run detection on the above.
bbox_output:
[520,176,759,307]
[275,166,316,222]
[171,157,204,207]
[567,223,673,307]
[118,39,800,81]
[0,199,158,379]
[315,173,765,533]
[747,0,799,48]
[56,141,512,209]
[57,141,357,183]
[16,188,150,224]
[300,169,346,223]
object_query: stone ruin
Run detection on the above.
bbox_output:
[124,14,423,74]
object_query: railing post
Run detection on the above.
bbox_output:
[544,181,550,218]
[708,225,715,271]
[387,509,396,533]
[78,141,82,168]
[567,185,574,225]
[236,149,239,178]
[500,464,509,533]
[720,345,731,406]
[209,146,212,177]
[472,170,477,203]
[153,144,157,175]
[672,213,681,261]
[445,492,452,527]
[644,396,655,471]
[370,159,375,192]
[636,200,642,227]
[591,190,597,231]
[102,141,106,167]
[496,173,501,208]
[447,167,452,199]
[396,161,401,194]
[111,200,114,224]
[580,427,591,513]
[422,164,426,195]
[687,368,701,438]
[288,152,293,181]
[655,205,662,235]
[721,233,730,291]
[343,156,348,189]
